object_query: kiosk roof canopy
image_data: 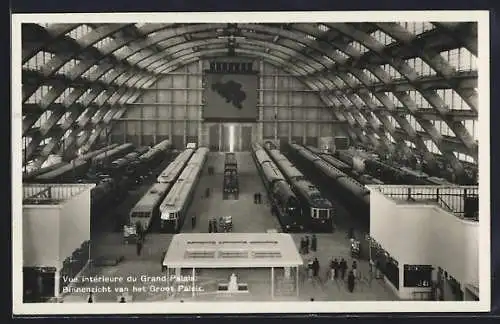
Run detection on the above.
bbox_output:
[163,233,303,268]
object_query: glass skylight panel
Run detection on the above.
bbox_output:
[369,93,382,106]
[34,110,52,128]
[384,92,402,107]
[406,57,436,76]
[454,152,475,163]
[350,41,369,54]
[388,115,399,128]
[351,94,363,106]
[409,90,432,109]
[57,111,71,125]
[383,64,403,79]
[66,24,93,40]
[398,22,435,35]
[433,120,454,137]
[26,85,51,104]
[23,51,54,71]
[336,50,349,60]
[424,139,442,154]
[62,129,72,139]
[370,30,395,46]
[82,65,99,79]
[317,24,330,32]
[363,68,379,83]
[76,108,90,124]
[386,132,396,143]
[113,46,130,60]
[100,70,114,83]
[347,73,360,85]
[441,47,477,72]
[126,51,143,64]
[95,37,114,50]
[405,140,416,148]
[305,34,316,41]
[436,89,471,110]
[57,58,80,75]
[463,120,478,142]
[103,109,116,121]
[406,114,424,132]
[54,87,74,104]
[94,91,107,105]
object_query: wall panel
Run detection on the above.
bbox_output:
[112,61,343,149]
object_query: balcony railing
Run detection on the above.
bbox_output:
[368,185,479,221]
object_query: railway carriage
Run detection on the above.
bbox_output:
[139,139,172,168]
[127,147,197,236]
[92,143,135,170]
[264,146,334,232]
[252,143,303,232]
[223,152,239,198]
[287,143,371,226]
[159,147,208,233]
[156,148,194,183]
[129,182,172,234]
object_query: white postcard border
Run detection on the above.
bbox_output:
[11,10,491,314]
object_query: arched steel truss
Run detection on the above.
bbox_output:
[21,22,478,175]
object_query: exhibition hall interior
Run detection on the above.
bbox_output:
[19,21,480,303]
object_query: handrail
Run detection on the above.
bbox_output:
[437,196,453,213]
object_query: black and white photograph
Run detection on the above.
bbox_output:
[12,11,490,315]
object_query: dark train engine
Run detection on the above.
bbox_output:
[223,153,239,199]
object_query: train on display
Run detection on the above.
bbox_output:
[159,147,209,233]
[251,143,304,232]
[157,148,195,183]
[22,144,120,182]
[32,141,173,224]
[223,152,239,199]
[305,146,354,175]
[127,146,196,236]
[92,143,135,171]
[286,143,371,227]
[263,143,334,232]
[335,148,453,185]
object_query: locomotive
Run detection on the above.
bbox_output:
[263,144,334,232]
[128,147,196,236]
[251,143,304,232]
[286,143,370,228]
[159,147,209,233]
[223,152,239,199]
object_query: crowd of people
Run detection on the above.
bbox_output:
[299,233,363,293]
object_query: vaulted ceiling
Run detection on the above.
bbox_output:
[21,22,478,176]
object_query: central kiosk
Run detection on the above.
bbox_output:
[162,233,303,300]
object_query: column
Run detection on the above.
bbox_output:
[54,270,60,298]
[192,268,196,298]
[271,267,274,300]
[238,124,243,152]
[218,123,222,151]
[296,266,299,297]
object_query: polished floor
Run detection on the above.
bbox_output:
[61,152,398,303]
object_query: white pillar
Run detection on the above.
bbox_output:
[219,123,222,151]
[54,270,60,298]
[271,267,274,300]
[296,266,299,297]
[192,268,195,298]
